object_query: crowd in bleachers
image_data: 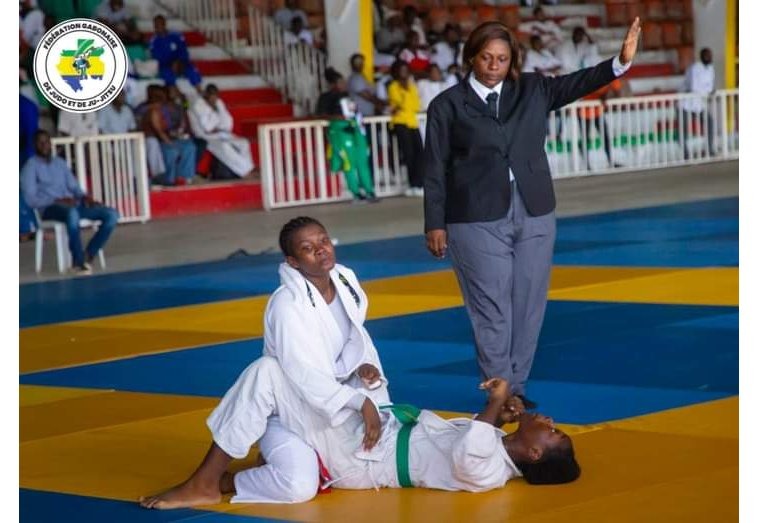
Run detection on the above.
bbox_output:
[19,0,258,266]
[19,0,718,264]
[310,0,715,200]
[20,1,253,189]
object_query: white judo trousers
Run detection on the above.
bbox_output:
[207,356,401,503]
[207,357,523,503]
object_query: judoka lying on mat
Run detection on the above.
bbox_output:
[140,367,579,509]
[140,216,579,509]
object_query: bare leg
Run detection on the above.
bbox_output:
[139,442,232,510]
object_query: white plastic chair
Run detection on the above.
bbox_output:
[33,210,107,274]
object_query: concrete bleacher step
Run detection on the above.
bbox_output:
[627,63,677,78]
[189,45,234,60]
[142,30,208,46]
[194,60,251,76]
[521,4,605,19]
[150,179,263,218]
[220,88,283,105]
[136,18,190,32]
[587,27,629,40]
[629,75,685,94]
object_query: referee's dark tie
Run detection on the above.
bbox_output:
[486,92,498,118]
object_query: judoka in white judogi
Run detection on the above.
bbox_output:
[208,356,523,500]
[222,262,391,502]
[188,86,254,178]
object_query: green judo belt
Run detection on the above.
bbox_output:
[379,404,421,488]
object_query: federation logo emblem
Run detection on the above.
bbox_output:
[33,18,128,113]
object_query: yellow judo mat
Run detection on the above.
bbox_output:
[20,257,738,521]
[20,384,737,523]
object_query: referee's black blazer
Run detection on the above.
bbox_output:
[423,57,617,232]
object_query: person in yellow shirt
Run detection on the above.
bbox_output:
[387,60,424,197]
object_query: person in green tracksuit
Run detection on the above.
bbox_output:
[316,67,379,203]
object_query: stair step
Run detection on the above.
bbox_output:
[627,63,677,78]
[195,59,251,76]
[220,88,283,105]
[150,180,262,217]
[137,18,190,32]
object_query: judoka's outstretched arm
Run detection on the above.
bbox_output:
[474,379,511,425]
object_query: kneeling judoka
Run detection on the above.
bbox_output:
[140,357,580,509]
[220,216,394,503]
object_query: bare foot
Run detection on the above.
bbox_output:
[139,479,221,510]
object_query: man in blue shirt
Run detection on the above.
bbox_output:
[21,130,119,275]
[149,15,202,90]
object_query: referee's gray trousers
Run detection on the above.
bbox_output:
[447,181,556,396]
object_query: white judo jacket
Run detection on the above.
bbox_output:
[263,263,390,426]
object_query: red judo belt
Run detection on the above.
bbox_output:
[316,452,333,494]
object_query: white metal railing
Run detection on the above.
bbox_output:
[51,133,151,223]
[175,0,242,56]
[248,5,326,114]
[259,89,738,210]
[546,89,739,177]
[258,116,416,210]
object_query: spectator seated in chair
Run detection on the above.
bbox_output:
[143,86,197,186]
[97,91,137,134]
[21,130,119,275]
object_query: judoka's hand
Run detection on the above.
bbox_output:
[361,398,382,451]
[357,363,381,384]
[479,378,510,404]
[499,395,525,424]
[426,229,447,258]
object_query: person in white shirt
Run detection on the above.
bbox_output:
[418,64,448,111]
[283,16,314,46]
[58,111,99,137]
[188,84,254,178]
[519,7,564,50]
[681,47,716,157]
[19,0,45,49]
[522,36,562,75]
[431,24,463,72]
[95,0,132,34]
[556,26,600,75]
[97,92,137,134]
[273,0,308,31]
[140,361,579,509]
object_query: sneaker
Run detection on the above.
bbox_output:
[70,264,92,276]
[352,195,368,205]
[403,188,417,197]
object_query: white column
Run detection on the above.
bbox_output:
[692,0,726,89]
[324,0,368,78]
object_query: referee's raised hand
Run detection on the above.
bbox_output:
[619,17,642,65]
